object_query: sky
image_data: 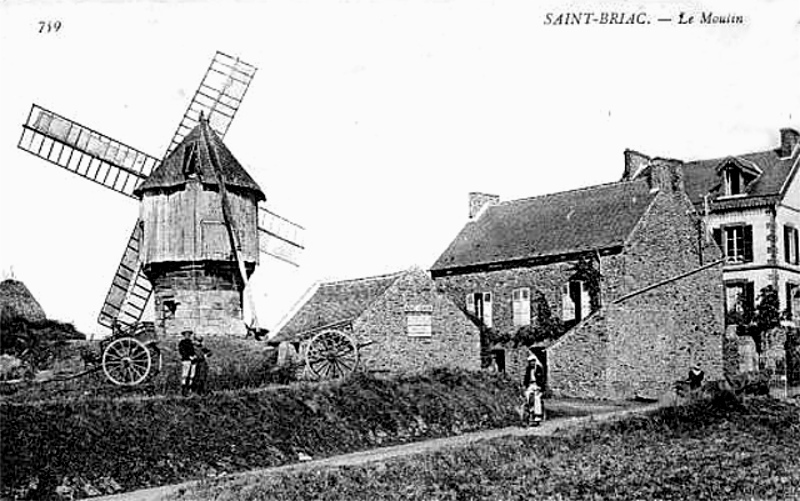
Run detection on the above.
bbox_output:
[1,0,799,338]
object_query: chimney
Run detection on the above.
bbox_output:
[622,149,651,181]
[779,128,800,157]
[469,192,499,219]
[646,158,685,194]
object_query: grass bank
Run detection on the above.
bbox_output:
[1,368,544,500]
[176,394,800,501]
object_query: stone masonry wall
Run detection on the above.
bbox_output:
[148,262,251,338]
[547,311,610,398]
[599,190,725,398]
[434,254,626,340]
[355,268,481,375]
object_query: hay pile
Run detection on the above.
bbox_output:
[0,279,46,322]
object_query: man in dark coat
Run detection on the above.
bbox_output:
[178,330,196,396]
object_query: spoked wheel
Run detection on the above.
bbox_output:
[305,329,359,380]
[102,337,152,386]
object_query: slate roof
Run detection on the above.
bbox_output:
[681,148,797,211]
[431,179,658,273]
[272,271,405,343]
[133,119,265,200]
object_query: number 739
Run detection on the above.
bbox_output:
[38,21,62,33]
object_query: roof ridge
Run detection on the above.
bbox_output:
[683,148,780,166]
[499,179,643,206]
[320,270,405,287]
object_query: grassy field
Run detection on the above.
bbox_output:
[1,368,559,500]
[175,394,800,501]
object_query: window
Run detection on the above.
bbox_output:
[512,288,531,326]
[725,281,754,316]
[407,312,432,337]
[785,226,799,265]
[713,225,753,263]
[162,295,177,321]
[725,168,742,195]
[465,292,493,327]
[722,164,757,196]
[562,280,590,323]
[786,283,798,319]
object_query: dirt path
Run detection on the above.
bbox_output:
[91,401,664,501]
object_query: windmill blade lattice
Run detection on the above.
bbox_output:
[18,105,160,199]
[165,51,257,157]
[258,207,305,266]
[98,219,153,329]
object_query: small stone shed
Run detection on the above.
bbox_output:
[271,268,481,377]
[432,159,726,399]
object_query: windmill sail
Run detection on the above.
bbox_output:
[18,105,160,199]
[98,220,153,329]
[165,52,257,157]
[258,207,305,266]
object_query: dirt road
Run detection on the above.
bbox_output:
[92,401,663,501]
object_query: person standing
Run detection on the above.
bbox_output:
[192,335,212,395]
[178,330,196,396]
[687,363,705,391]
[523,348,545,427]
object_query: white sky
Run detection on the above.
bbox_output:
[1,0,799,337]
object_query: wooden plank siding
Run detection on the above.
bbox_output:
[140,180,259,265]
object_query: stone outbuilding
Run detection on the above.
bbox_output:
[271,268,481,377]
[432,159,726,399]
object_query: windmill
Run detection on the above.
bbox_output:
[17,52,304,385]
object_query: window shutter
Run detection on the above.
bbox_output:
[512,288,531,327]
[744,282,755,314]
[743,226,753,263]
[562,284,575,321]
[580,281,591,319]
[483,292,493,327]
[712,228,723,249]
[785,226,792,264]
[465,293,475,314]
[794,228,799,265]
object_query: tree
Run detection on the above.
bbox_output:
[748,285,781,352]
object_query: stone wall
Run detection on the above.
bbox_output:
[355,268,481,374]
[147,262,253,338]
[433,253,626,341]
[547,311,610,398]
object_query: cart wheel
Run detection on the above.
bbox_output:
[102,337,152,386]
[305,329,359,380]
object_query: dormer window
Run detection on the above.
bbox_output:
[725,169,742,195]
[719,159,760,197]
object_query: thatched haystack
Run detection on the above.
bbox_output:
[0,279,46,323]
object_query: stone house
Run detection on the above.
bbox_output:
[431,160,725,399]
[271,268,481,377]
[624,128,800,323]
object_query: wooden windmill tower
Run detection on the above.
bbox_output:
[17,52,304,339]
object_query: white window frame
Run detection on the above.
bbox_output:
[512,287,531,327]
[786,225,799,265]
[465,291,492,327]
[562,280,590,322]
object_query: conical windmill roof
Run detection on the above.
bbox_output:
[133,120,266,201]
[0,279,47,322]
